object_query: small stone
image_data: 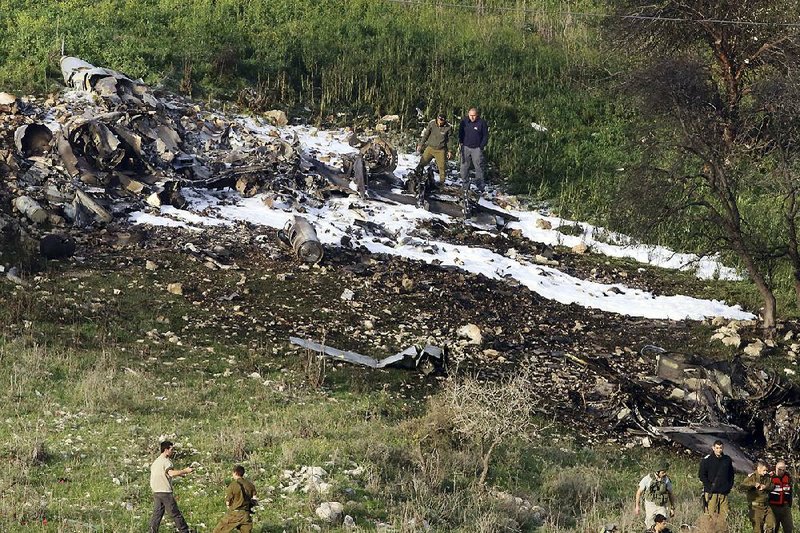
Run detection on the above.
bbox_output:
[535,219,552,230]
[457,323,482,345]
[145,260,158,271]
[571,242,589,254]
[711,316,728,327]
[721,334,742,348]
[315,501,344,523]
[264,109,288,126]
[669,388,686,400]
[167,283,183,295]
[744,339,766,357]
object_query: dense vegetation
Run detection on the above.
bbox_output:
[0,0,628,220]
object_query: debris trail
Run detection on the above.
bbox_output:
[132,190,753,321]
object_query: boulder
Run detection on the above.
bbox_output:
[315,501,344,523]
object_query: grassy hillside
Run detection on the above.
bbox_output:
[0,241,769,532]
[0,0,630,218]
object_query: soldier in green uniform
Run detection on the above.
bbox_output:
[213,465,257,533]
[739,460,776,533]
[414,113,452,185]
[647,513,673,533]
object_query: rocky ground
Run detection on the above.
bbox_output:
[2,57,798,469]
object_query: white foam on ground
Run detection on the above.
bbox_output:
[129,118,752,320]
[131,189,752,321]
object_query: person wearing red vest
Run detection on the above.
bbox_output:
[770,460,794,533]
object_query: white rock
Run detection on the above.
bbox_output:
[264,109,288,127]
[340,289,354,301]
[669,388,686,400]
[167,283,183,295]
[711,316,728,327]
[457,324,482,345]
[721,334,742,348]
[571,242,589,254]
[315,501,344,523]
[744,339,765,357]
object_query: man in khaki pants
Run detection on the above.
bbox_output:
[698,440,735,523]
[414,113,452,185]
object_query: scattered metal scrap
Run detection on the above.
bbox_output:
[60,56,158,107]
[592,344,800,459]
[290,336,446,373]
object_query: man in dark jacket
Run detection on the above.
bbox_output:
[698,440,735,523]
[458,107,489,194]
[414,113,452,185]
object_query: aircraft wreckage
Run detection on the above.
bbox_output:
[1,56,512,249]
[4,57,799,462]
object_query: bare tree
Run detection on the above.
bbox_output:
[444,368,540,487]
[605,1,800,331]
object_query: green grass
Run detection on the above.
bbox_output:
[0,245,794,532]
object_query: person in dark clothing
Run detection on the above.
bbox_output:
[646,514,673,533]
[458,107,489,195]
[698,440,735,523]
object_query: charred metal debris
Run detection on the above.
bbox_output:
[572,343,800,466]
[1,56,513,263]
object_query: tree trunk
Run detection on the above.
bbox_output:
[728,232,777,333]
[784,193,800,308]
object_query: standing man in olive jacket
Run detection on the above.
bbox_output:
[698,440,735,523]
[739,460,775,533]
[414,113,452,185]
[458,107,489,194]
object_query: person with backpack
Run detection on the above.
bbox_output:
[635,463,676,529]
[213,465,257,533]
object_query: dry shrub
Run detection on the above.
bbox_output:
[444,367,541,486]
[541,464,603,520]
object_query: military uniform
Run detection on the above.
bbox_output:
[739,471,776,533]
[638,473,673,528]
[770,471,794,533]
[213,477,256,533]
[699,451,735,520]
[414,119,452,184]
